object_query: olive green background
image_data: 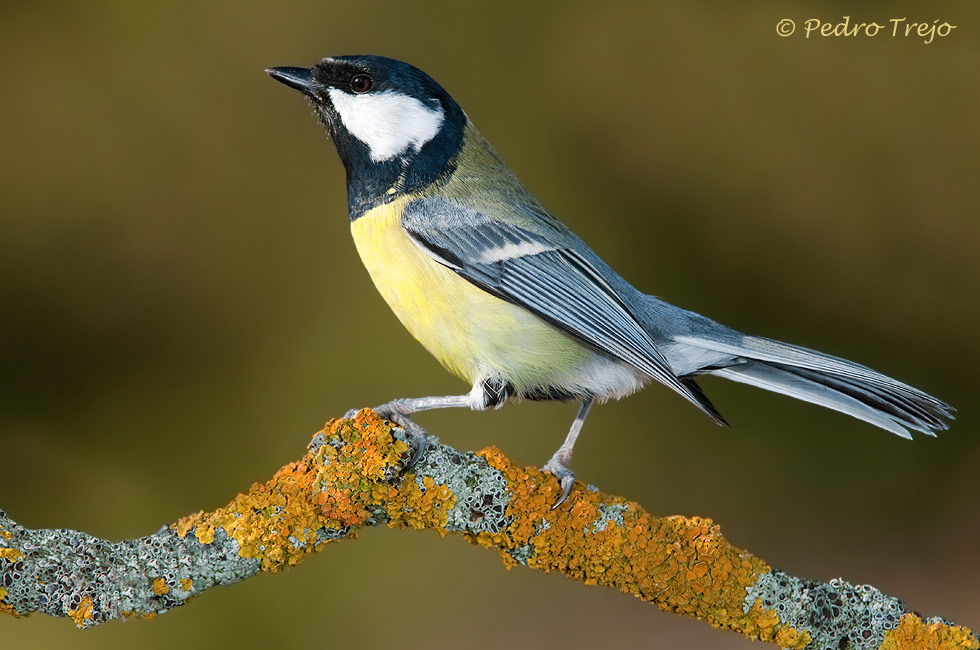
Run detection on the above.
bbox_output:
[1,2,977,648]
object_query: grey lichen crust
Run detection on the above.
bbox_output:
[745,569,907,649]
[0,509,259,625]
[409,434,512,535]
[591,502,629,533]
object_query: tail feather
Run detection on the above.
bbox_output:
[713,363,917,438]
[674,334,954,438]
[774,364,948,433]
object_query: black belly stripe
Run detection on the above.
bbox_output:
[481,376,513,408]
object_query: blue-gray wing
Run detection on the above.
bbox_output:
[400,197,725,423]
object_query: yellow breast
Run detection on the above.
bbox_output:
[350,196,592,390]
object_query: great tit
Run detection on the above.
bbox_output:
[267,55,952,506]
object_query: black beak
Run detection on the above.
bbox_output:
[266,67,316,94]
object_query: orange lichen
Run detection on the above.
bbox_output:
[312,413,409,531]
[68,597,94,628]
[152,578,169,595]
[180,579,194,591]
[0,548,22,562]
[173,410,416,571]
[731,599,810,648]
[773,623,811,649]
[881,614,979,650]
[0,527,11,540]
[0,587,20,618]
[469,446,804,645]
[385,474,455,532]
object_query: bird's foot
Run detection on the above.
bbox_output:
[344,402,428,471]
[543,457,576,509]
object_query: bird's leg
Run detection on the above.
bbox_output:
[347,395,474,470]
[543,398,594,509]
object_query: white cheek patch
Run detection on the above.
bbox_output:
[327,88,445,162]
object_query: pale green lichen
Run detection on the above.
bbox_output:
[745,569,907,649]
[0,509,259,627]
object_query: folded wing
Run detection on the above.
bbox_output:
[401,197,726,424]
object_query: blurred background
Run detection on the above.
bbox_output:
[1,2,977,648]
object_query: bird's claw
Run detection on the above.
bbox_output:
[345,403,428,472]
[385,413,428,471]
[543,459,576,509]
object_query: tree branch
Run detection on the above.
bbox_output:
[0,410,975,648]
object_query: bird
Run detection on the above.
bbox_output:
[266,55,953,507]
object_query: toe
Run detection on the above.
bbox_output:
[404,434,427,470]
[543,461,576,509]
[551,476,575,509]
[382,416,428,472]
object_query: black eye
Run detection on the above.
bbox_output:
[350,74,373,93]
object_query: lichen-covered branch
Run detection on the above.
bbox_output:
[0,410,975,649]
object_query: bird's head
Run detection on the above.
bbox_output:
[267,55,466,215]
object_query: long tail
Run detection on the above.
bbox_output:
[673,333,954,438]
